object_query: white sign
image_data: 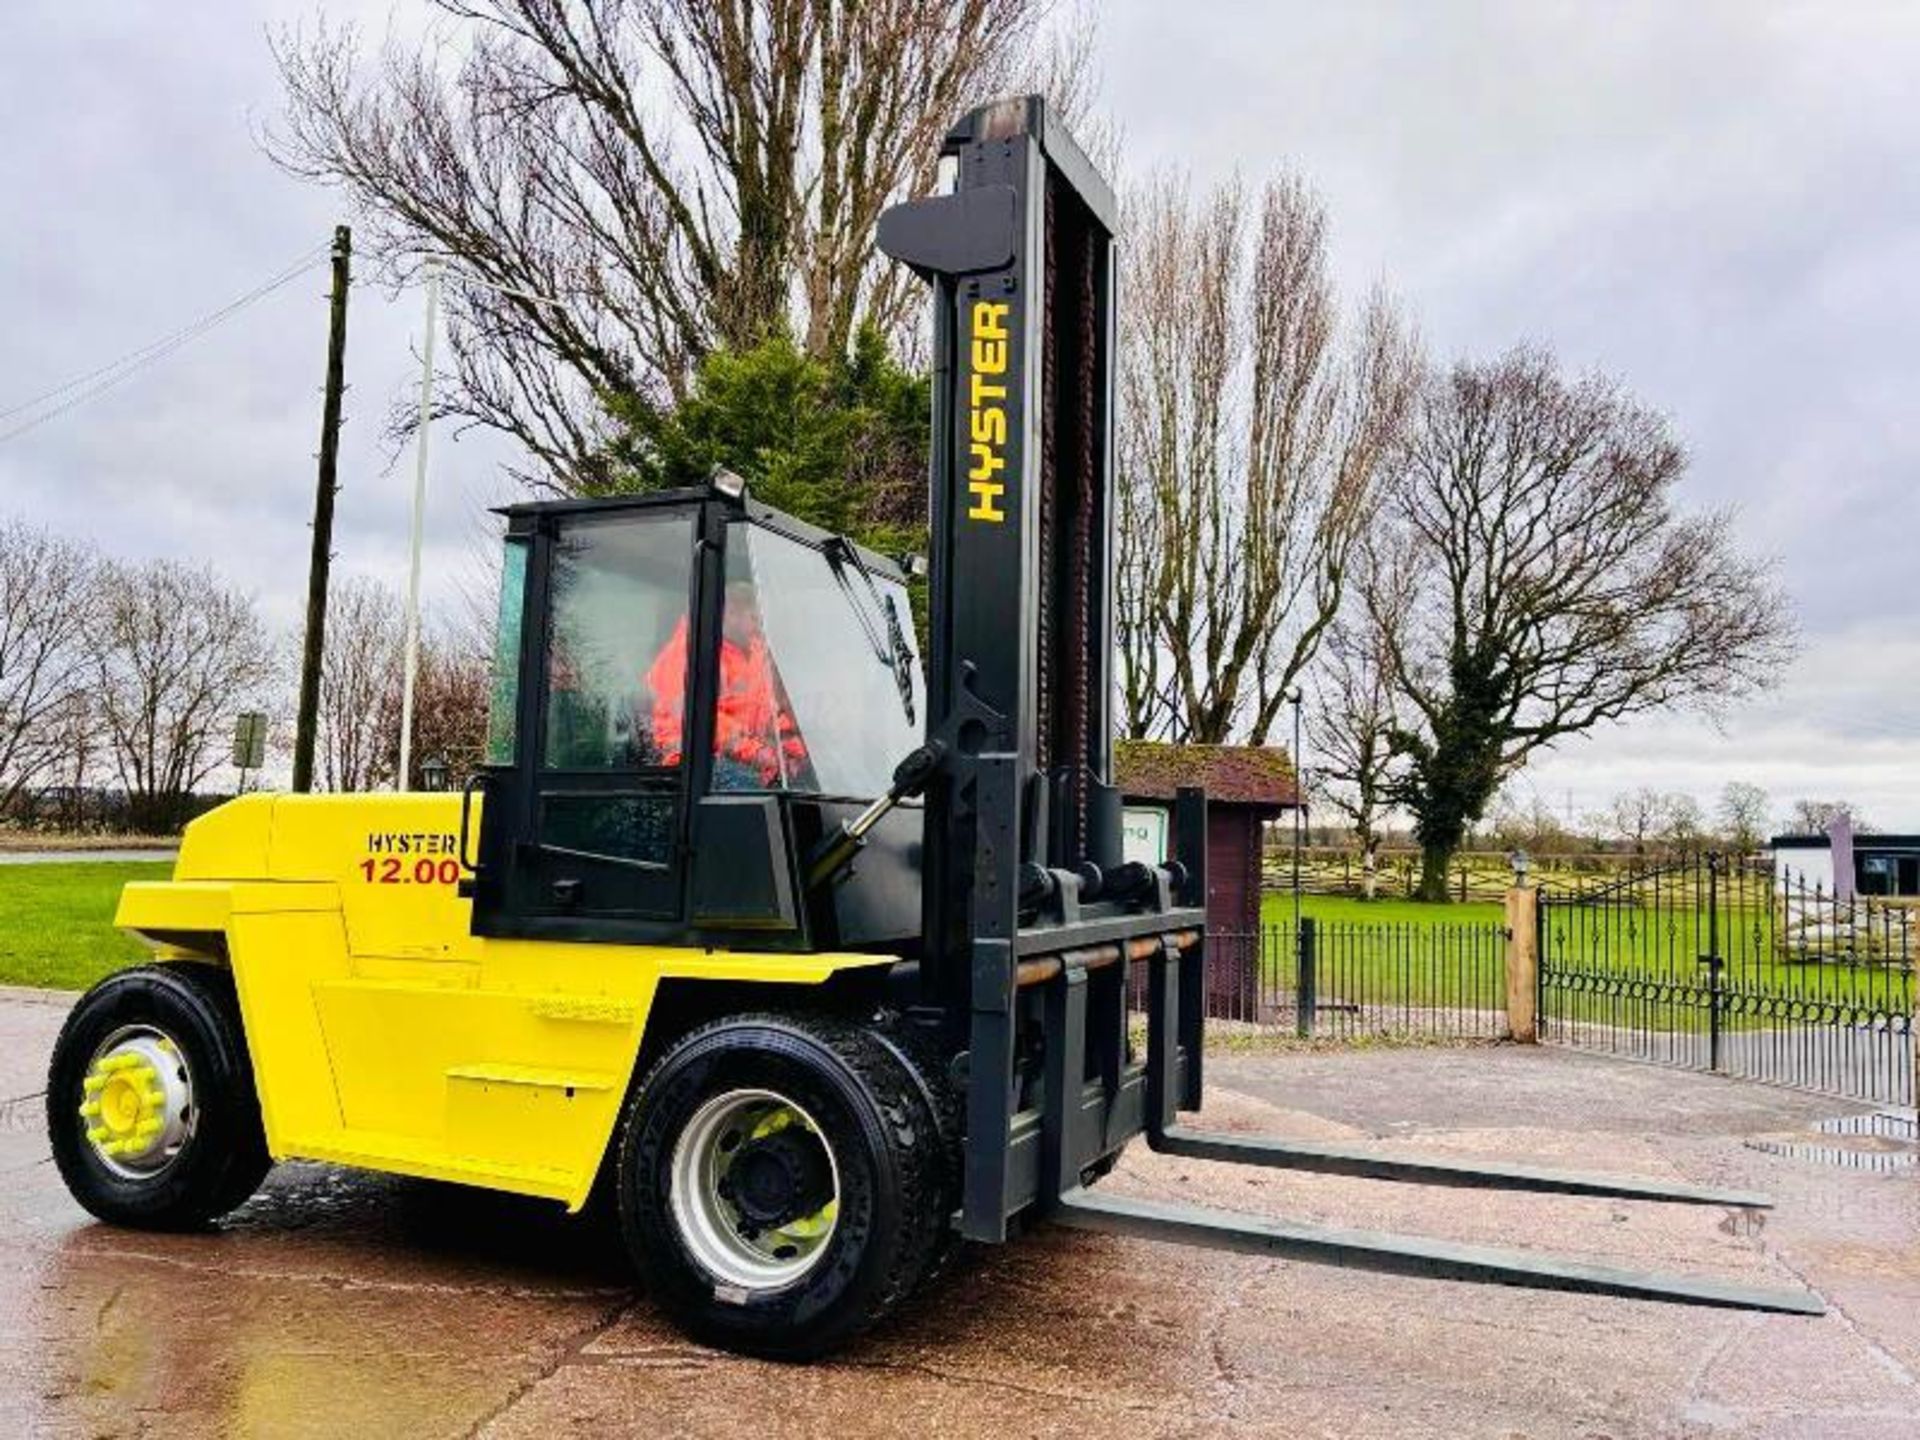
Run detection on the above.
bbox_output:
[1122,805,1170,865]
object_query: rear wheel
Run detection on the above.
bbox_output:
[616,1013,949,1359]
[47,964,271,1229]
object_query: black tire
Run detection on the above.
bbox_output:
[47,964,272,1229]
[868,1016,964,1290]
[616,1012,949,1360]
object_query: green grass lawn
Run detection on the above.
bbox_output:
[0,861,170,990]
[1253,891,1509,1020]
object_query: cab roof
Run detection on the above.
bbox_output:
[492,487,914,587]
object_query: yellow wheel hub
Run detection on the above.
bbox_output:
[775,1197,838,1242]
[78,1033,190,1172]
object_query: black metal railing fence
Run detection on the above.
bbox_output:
[1538,855,1914,1107]
[1170,920,1508,1042]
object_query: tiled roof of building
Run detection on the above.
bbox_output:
[1113,739,1299,808]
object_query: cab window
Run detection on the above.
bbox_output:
[542,511,694,770]
[485,536,529,764]
[719,522,921,798]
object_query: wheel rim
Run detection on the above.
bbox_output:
[78,1025,195,1179]
[669,1088,841,1293]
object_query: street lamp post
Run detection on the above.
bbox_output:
[396,263,570,791]
[397,263,440,793]
[1290,688,1305,953]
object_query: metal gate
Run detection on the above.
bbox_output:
[1538,855,1914,1107]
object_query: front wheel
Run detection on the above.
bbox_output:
[47,964,271,1229]
[616,1013,951,1359]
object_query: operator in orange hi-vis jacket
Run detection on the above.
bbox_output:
[646,578,810,789]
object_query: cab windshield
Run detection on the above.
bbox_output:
[716,522,921,798]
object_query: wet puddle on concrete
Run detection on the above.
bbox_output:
[1745,1110,1918,1171]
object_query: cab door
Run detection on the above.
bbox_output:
[474,501,710,935]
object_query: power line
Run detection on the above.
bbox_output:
[0,241,333,446]
[0,240,329,422]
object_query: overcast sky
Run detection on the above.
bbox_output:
[2,2,1916,830]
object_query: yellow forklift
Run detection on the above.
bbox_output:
[46,96,1818,1358]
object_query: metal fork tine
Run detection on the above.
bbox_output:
[1055,1187,1822,1315]
[1152,1125,1774,1208]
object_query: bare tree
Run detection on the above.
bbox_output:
[1371,346,1794,900]
[1659,792,1706,855]
[92,561,277,833]
[0,521,98,812]
[1785,798,1865,837]
[270,0,1086,486]
[1486,791,1576,857]
[40,692,104,829]
[319,577,404,792]
[1308,617,1398,899]
[388,625,495,789]
[306,579,496,794]
[1718,780,1771,853]
[1116,171,1418,743]
[1605,787,1666,855]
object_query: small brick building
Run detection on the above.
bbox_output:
[1113,740,1299,1018]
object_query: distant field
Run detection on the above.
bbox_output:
[0,831,175,853]
[1254,888,1909,1034]
[1263,848,1643,905]
[0,861,168,990]
[1261,893,1504,927]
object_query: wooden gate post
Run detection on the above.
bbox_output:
[1505,884,1539,1043]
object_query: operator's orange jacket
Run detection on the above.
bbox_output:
[646,617,808,785]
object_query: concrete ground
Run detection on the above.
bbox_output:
[3,993,1917,1439]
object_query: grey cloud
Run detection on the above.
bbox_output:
[0,0,505,639]
[1102,1,1920,820]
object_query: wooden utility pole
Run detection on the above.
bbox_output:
[292,225,351,793]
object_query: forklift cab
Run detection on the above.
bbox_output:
[467,485,926,953]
